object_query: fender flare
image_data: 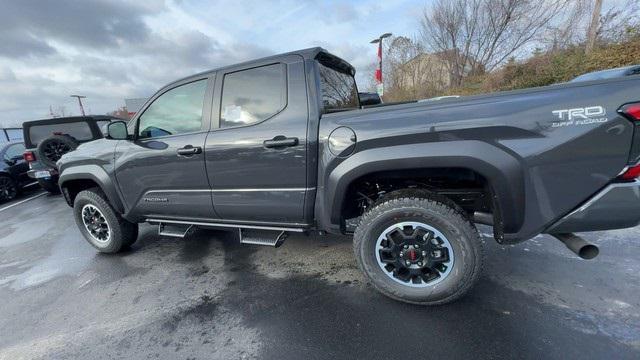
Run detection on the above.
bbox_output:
[58,165,125,214]
[318,140,525,235]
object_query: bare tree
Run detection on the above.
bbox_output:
[547,0,639,52]
[420,0,567,87]
[597,0,640,43]
[545,0,591,50]
[586,0,603,53]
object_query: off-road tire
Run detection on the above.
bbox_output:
[37,178,60,194]
[73,188,138,253]
[37,134,79,168]
[353,192,484,305]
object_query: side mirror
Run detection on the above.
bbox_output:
[107,121,129,140]
[359,92,382,106]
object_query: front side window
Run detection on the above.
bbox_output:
[318,62,359,112]
[220,64,286,128]
[138,79,207,139]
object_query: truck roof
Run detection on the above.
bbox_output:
[164,47,354,89]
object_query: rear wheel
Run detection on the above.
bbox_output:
[0,175,18,202]
[73,188,138,253]
[353,193,484,305]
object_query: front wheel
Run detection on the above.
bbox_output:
[353,194,484,305]
[73,188,138,253]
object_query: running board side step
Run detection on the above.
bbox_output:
[238,228,287,247]
[158,223,194,238]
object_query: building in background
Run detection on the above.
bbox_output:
[125,98,148,119]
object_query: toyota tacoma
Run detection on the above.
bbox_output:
[57,48,640,305]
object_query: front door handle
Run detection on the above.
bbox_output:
[177,145,202,156]
[263,136,298,148]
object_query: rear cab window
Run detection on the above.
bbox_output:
[316,54,359,113]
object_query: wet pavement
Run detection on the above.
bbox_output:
[0,192,639,359]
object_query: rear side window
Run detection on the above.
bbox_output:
[29,122,93,146]
[220,64,286,128]
[318,62,359,112]
[138,79,208,139]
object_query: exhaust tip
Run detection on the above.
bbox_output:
[579,244,599,260]
[551,233,599,260]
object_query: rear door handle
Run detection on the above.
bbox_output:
[177,145,202,156]
[263,136,298,148]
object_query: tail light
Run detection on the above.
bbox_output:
[23,151,35,162]
[620,164,640,180]
[619,103,640,121]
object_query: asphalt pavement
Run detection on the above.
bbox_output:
[0,191,638,359]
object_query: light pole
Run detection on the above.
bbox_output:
[70,95,87,116]
[370,32,392,97]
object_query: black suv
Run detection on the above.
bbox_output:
[0,142,30,202]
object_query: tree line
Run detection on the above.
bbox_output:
[376,0,640,102]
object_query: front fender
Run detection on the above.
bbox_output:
[317,140,524,238]
[59,164,125,214]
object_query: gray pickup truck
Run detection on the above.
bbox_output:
[57,48,640,305]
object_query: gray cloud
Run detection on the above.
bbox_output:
[0,0,162,58]
[0,30,57,58]
[0,0,389,127]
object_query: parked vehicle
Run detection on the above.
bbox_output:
[22,116,120,193]
[0,142,31,202]
[571,64,640,83]
[57,48,640,305]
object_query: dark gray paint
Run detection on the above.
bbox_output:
[317,75,639,242]
[204,55,309,223]
[546,179,640,233]
[57,47,640,244]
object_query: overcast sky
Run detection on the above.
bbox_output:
[0,0,422,127]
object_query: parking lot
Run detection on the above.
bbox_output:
[0,190,638,360]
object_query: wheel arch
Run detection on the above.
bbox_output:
[318,141,525,239]
[59,165,124,214]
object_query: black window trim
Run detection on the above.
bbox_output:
[213,62,288,132]
[133,76,213,141]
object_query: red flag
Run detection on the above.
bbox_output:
[375,41,382,84]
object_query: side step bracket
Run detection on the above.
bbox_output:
[239,228,287,247]
[158,223,194,238]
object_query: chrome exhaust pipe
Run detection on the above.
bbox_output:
[552,233,599,260]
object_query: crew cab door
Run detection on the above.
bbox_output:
[204,55,310,224]
[114,76,216,220]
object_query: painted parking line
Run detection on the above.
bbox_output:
[0,192,48,213]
